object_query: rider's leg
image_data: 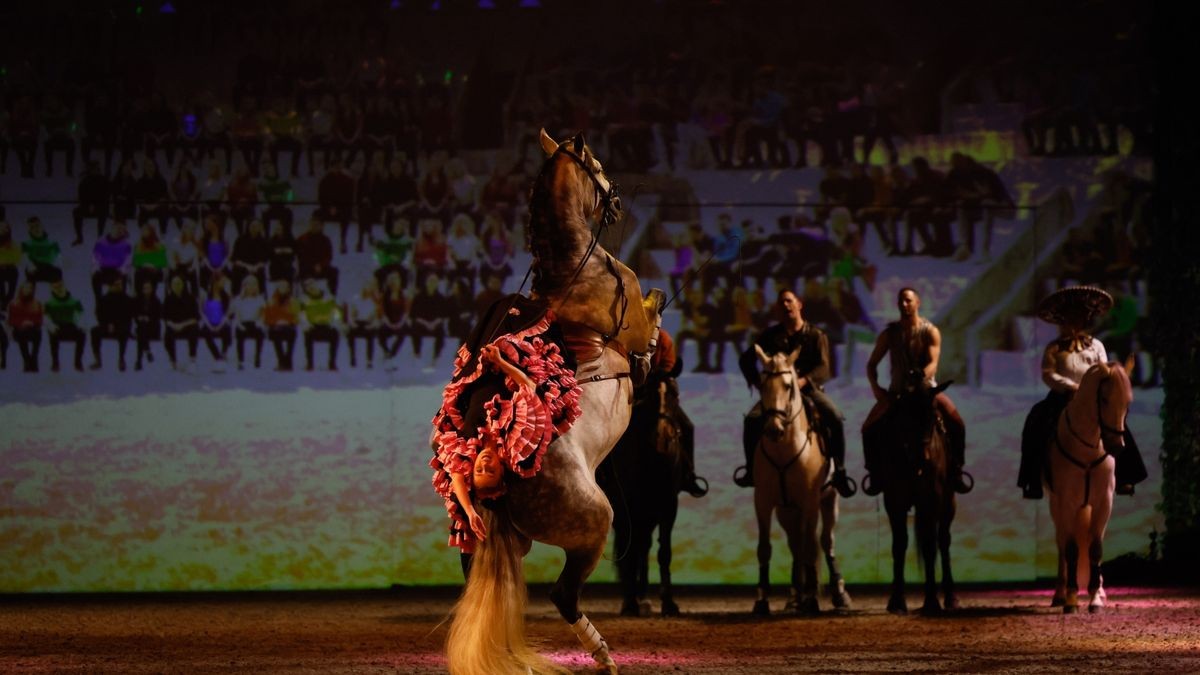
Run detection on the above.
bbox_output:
[735,404,764,487]
[807,387,854,497]
[676,407,708,497]
[1111,428,1149,496]
[1019,398,1052,498]
[861,398,889,496]
[935,393,972,494]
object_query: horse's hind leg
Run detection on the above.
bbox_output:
[916,509,941,614]
[820,487,851,609]
[1062,537,1081,614]
[752,498,773,616]
[613,518,640,616]
[940,499,959,610]
[657,496,681,617]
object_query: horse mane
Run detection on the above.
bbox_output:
[526,151,598,296]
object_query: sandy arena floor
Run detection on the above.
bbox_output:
[3,585,1199,673]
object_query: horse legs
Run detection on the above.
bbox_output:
[798,503,822,616]
[820,487,852,609]
[916,508,941,614]
[752,499,773,616]
[657,495,681,617]
[634,522,654,616]
[1062,537,1081,614]
[886,501,909,615]
[1087,537,1105,613]
[939,504,959,610]
[612,514,640,617]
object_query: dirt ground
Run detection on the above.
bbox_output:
[2,585,1198,673]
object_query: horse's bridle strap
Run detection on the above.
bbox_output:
[578,372,630,385]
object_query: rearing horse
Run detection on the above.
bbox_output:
[750,346,851,616]
[445,130,664,675]
[1046,361,1133,614]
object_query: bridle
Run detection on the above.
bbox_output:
[756,365,811,505]
[546,143,623,227]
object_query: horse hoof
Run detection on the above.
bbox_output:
[944,596,960,611]
[886,596,908,615]
[798,598,820,616]
[1063,604,1078,615]
[1050,595,1065,608]
[619,600,640,617]
[638,600,652,616]
[1088,603,1103,614]
[752,599,771,616]
[921,600,943,615]
[661,600,680,618]
[832,591,852,610]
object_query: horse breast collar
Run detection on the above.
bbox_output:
[757,365,811,506]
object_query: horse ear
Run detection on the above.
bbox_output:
[1124,353,1136,375]
[787,346,802,365]
[572,132,586,154]
[754,344,769,365]
[539,128,558,156]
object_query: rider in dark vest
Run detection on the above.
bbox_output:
[861,287,972,496]
[1017,286,1147,499]
[734,288,856,498]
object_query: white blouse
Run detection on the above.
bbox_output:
[1042,336,1108,393]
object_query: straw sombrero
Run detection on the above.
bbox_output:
[1036,286,1113,326]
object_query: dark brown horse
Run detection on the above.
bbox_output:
[445,130,664,675]
[876,381,959,615]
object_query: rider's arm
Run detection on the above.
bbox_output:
[486,344,535,391]
[796,329,832,390]
[1042,342,1077,393]
[866,330,890,400]
[924,324,942,383]
[737,336,762,389]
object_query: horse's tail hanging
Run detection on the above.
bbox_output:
[446,513,563,675]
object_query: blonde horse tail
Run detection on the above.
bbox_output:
[446,513,562,675]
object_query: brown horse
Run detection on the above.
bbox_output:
[876,381,959,615]
[445,130,664,675]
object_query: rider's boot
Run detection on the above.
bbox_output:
[733,414,760,488]
[861,423,884,496]
[948,422,974,495]
[679,421,709,498]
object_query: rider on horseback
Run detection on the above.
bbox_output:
[861,287,972,496]
[1017,286,1148,499]
[734,288,856,498]
[649,326,709,497]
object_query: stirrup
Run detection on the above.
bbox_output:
[683,475,710,498]
[861,473,882,497]
[732,465,753,488]
[824,471,858,498]
[954,470,975,494]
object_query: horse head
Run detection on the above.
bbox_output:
[755,344,802,442]
[536,128,622,228]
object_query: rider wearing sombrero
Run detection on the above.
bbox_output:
[1017,285,1148,499]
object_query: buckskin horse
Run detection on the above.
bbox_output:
[749,345,851,616]
[1046,361,1133,614]
[445,130,664,675]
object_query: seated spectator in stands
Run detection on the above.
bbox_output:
[856,165,898,255]
[82,91,119,175]
[135,159,171,234]
[296,216,339,296]
[299,278,340,371]
[258,161,294,234]
[447,278,474,345]
[361,95,399,166]
[175,100,204,166]
[445,213,478,287]
[478,155,520,225]
[200,159,228,217]
[945,152,1015,262]
[334,93,364,167]
[413,217,449,280]
[110,159,139,222]
[200,92,232,171]
[169,158,200,233]
[264,280,301,371]
[170,221,201,297]
[7,281,43,372]
[73,161,110,245]
[132,223,169,292]
[737,221,779,290]
[226,164,258,234]
[9,94,38,178]
[735,76,788,168]
[703,214,742,291]
[668,224,701,296]
[380,156,419,227]
[0,221,17,307]
[478,211,514,288]
[418,152,451,221]
[90,277,134,371]
[162,274,200,372]
[315,156,356,254]
[263,96,304,179]
[199,275,234,369]
[901,157,953,257]
[306,94,338,176]
[144,92,178,167]
[199,214,230,290]
[816,167,852,226]
[91,220,132,300]
[231,97,264,176]
[379,271,408,362]
[231,275,266,370]
[408,272,448,369]
[230,219,270,296]
[446,158,478,217]
[133,280,162,371]
[46,279,86,372]
[345,276,381,369]
[356,153,389,253]
[675,284,716,373]
[267,220,297,283]
[846,164,874,220]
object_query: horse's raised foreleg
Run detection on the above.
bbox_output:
[657,495,680,617]
[752,498,773,616]
[886,499,909,615]
[820,486,851,609]
[554,546,618,673]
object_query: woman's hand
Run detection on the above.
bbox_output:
[467,507,487,541]
[481,343,502,365]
